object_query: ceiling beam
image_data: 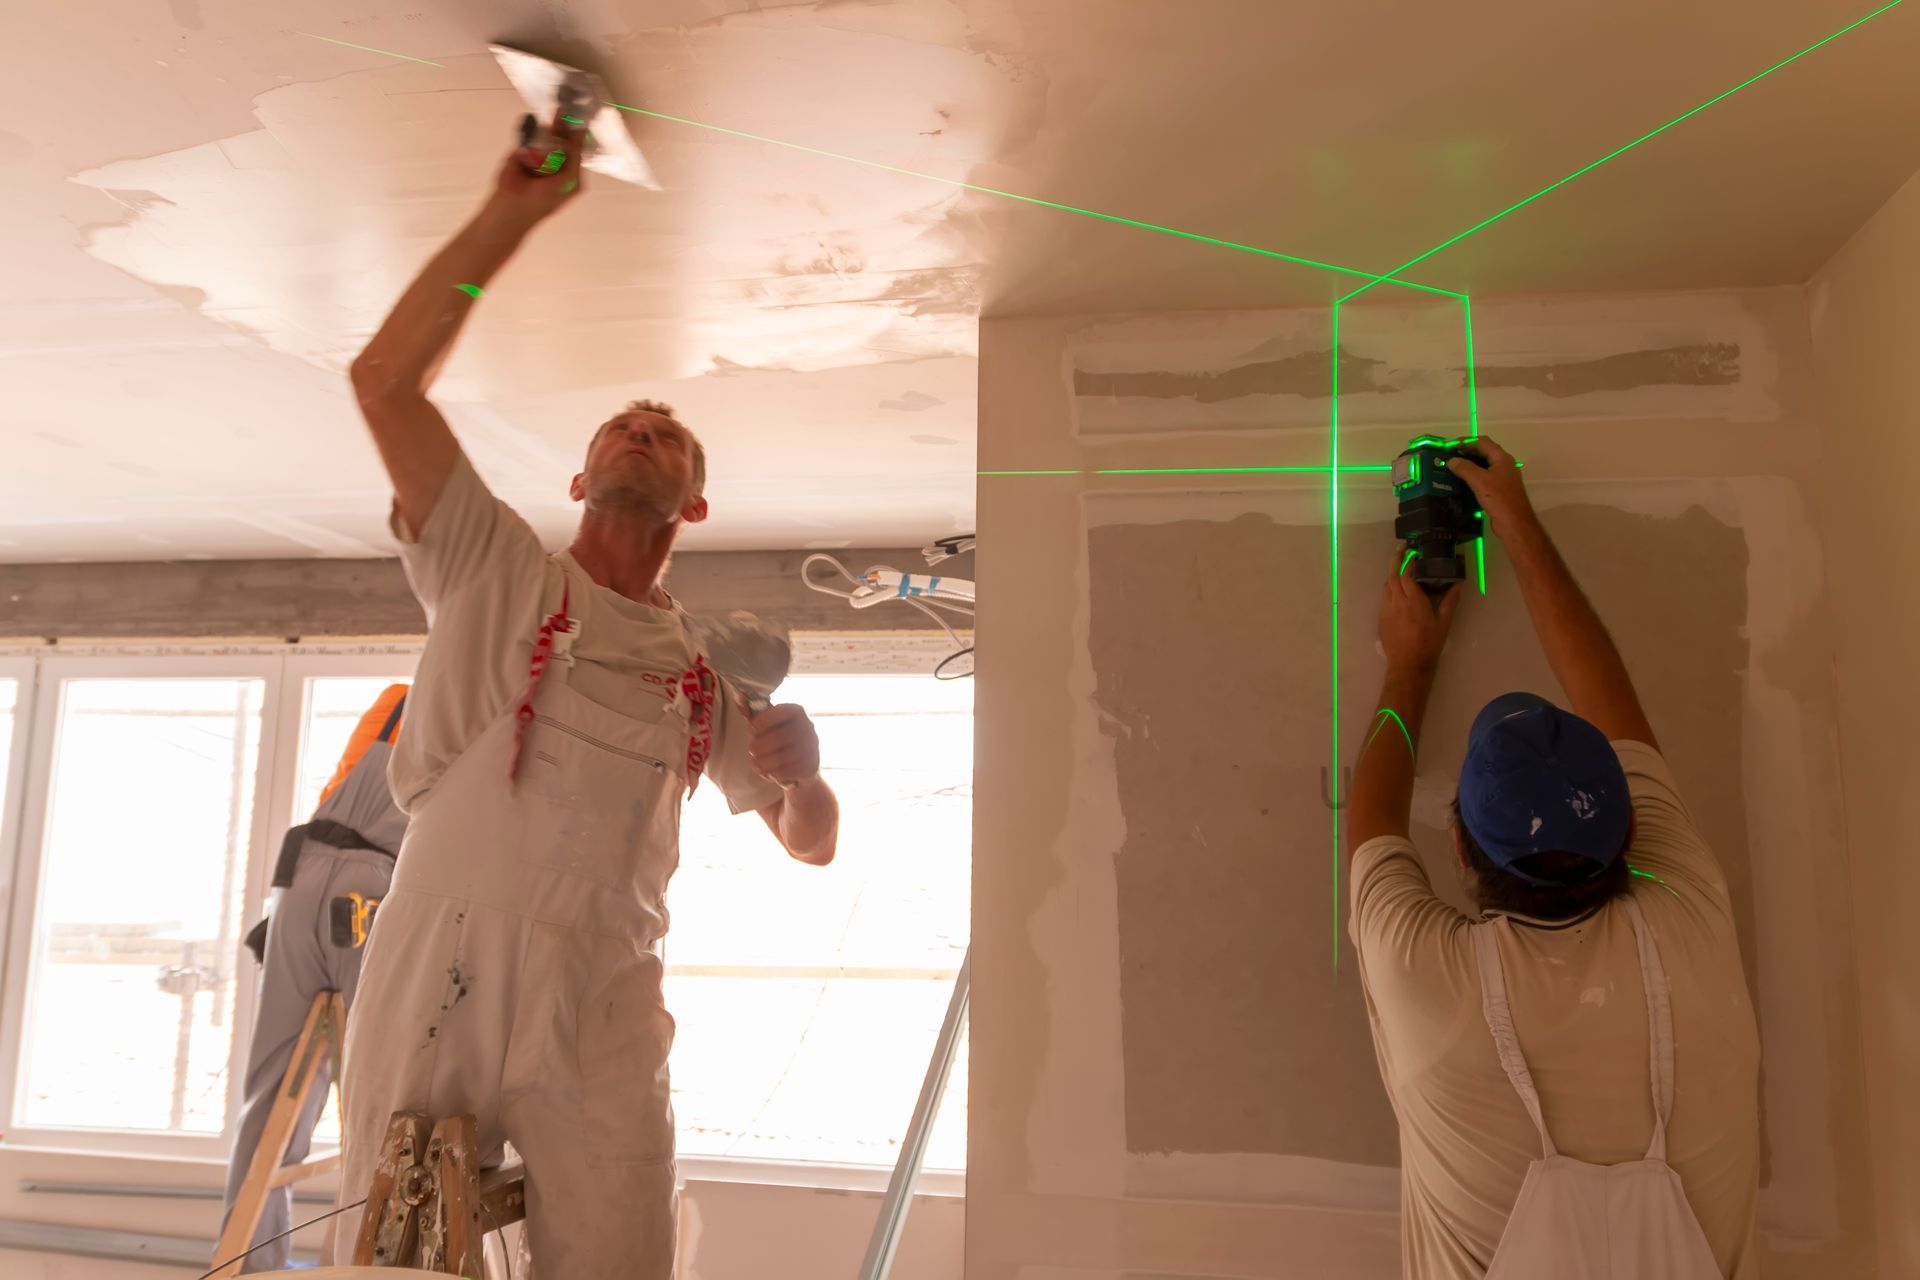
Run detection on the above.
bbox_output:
[0,550,964,640]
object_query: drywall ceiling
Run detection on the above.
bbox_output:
[4,0,1916,561]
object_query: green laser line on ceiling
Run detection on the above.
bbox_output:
[1339,0,1907,301]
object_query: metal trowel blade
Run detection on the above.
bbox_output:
[682,611,792,712]
[489,43,660,190]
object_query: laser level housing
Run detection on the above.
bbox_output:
[1392,435,1486,594]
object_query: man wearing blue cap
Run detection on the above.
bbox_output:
[1348,437,1760,1279]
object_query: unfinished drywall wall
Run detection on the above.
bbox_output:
[1808,164,1920,1280]
[1090,498,1758,1170]
[974,287,1874,1279]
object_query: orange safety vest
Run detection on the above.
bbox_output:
[317,682,409,806]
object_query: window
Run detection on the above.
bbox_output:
[0,673,19,831]
[292,676,411,821]
[666,673,971,1171]
[14,677,266,1134]
[0,647,968,1183]
[0,651,418,1154]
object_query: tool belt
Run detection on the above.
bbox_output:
[242,821,397,963]
[270,818,394,888]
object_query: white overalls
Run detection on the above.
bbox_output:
[1472,896,1723,1278]
[336,560,712,1278]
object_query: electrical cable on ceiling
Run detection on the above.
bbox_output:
[802,542,975,679]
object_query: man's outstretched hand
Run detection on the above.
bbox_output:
[487,110,587,227]
[1379,550,1462,673]
[1446,437,1535,541]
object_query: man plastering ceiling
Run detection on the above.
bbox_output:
[331,110,841,1277]
[1346,438,1762,1278]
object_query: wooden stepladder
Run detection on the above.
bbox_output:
[351,1112,528,1277]
[209,990,349,1279]
[349,1109,704,1276]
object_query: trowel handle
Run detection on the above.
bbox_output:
[515,91,596,178]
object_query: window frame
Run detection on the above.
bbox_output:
[666,646,972,1179]
[0,652,289,1156]
[0,655,41,1044]
[0,647,424,1157]
[0,637,966,1194]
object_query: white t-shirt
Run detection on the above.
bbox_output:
[1351,741,1761,1279]
[386,451,784,820]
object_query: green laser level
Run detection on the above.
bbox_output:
[1391,435,1486,595]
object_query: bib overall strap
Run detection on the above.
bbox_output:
[1472,920,1558,1158]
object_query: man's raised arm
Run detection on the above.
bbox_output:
[348,115,585,536]
[1447,438,1658,749]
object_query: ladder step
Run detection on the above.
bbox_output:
[269,1153,340,1190]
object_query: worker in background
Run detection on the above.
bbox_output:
[1346,437,1760,1278]
[218,683,409,1273]
[331,111,839,1278]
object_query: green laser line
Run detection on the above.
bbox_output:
[1463,295,1489,594]
[453,283,484,299]
[976,464,1396,476]
[1462,294,1480,442]
[294,21,1461,295]
[1330,298,1343,971]
[1094,465,1391,476]
[1340,0,1907,300]
[1629,865,1682,900]
[1364,707,1415,756]
[603,102,1464,299]
[291,30,446,67]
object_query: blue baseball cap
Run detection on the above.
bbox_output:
[1458,692,1631,887]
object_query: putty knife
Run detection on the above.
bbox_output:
[489,43,660,189]
[681,610,793,714]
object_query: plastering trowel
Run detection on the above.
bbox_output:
[680,608,807,786]
[681,609,792,713]
[489,43,660,189]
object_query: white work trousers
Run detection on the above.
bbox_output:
[335,641,692,1278]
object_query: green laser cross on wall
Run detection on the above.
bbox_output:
[294,0,1908,971]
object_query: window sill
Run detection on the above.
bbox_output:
[679,1153,964,1199]
[1,1142,964,1201]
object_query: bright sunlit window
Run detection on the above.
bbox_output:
[666,673,971,1171]
[0,653,969,1179]
[292,676,411,821]
[16,678,264,1134]
[0,677,16,829]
